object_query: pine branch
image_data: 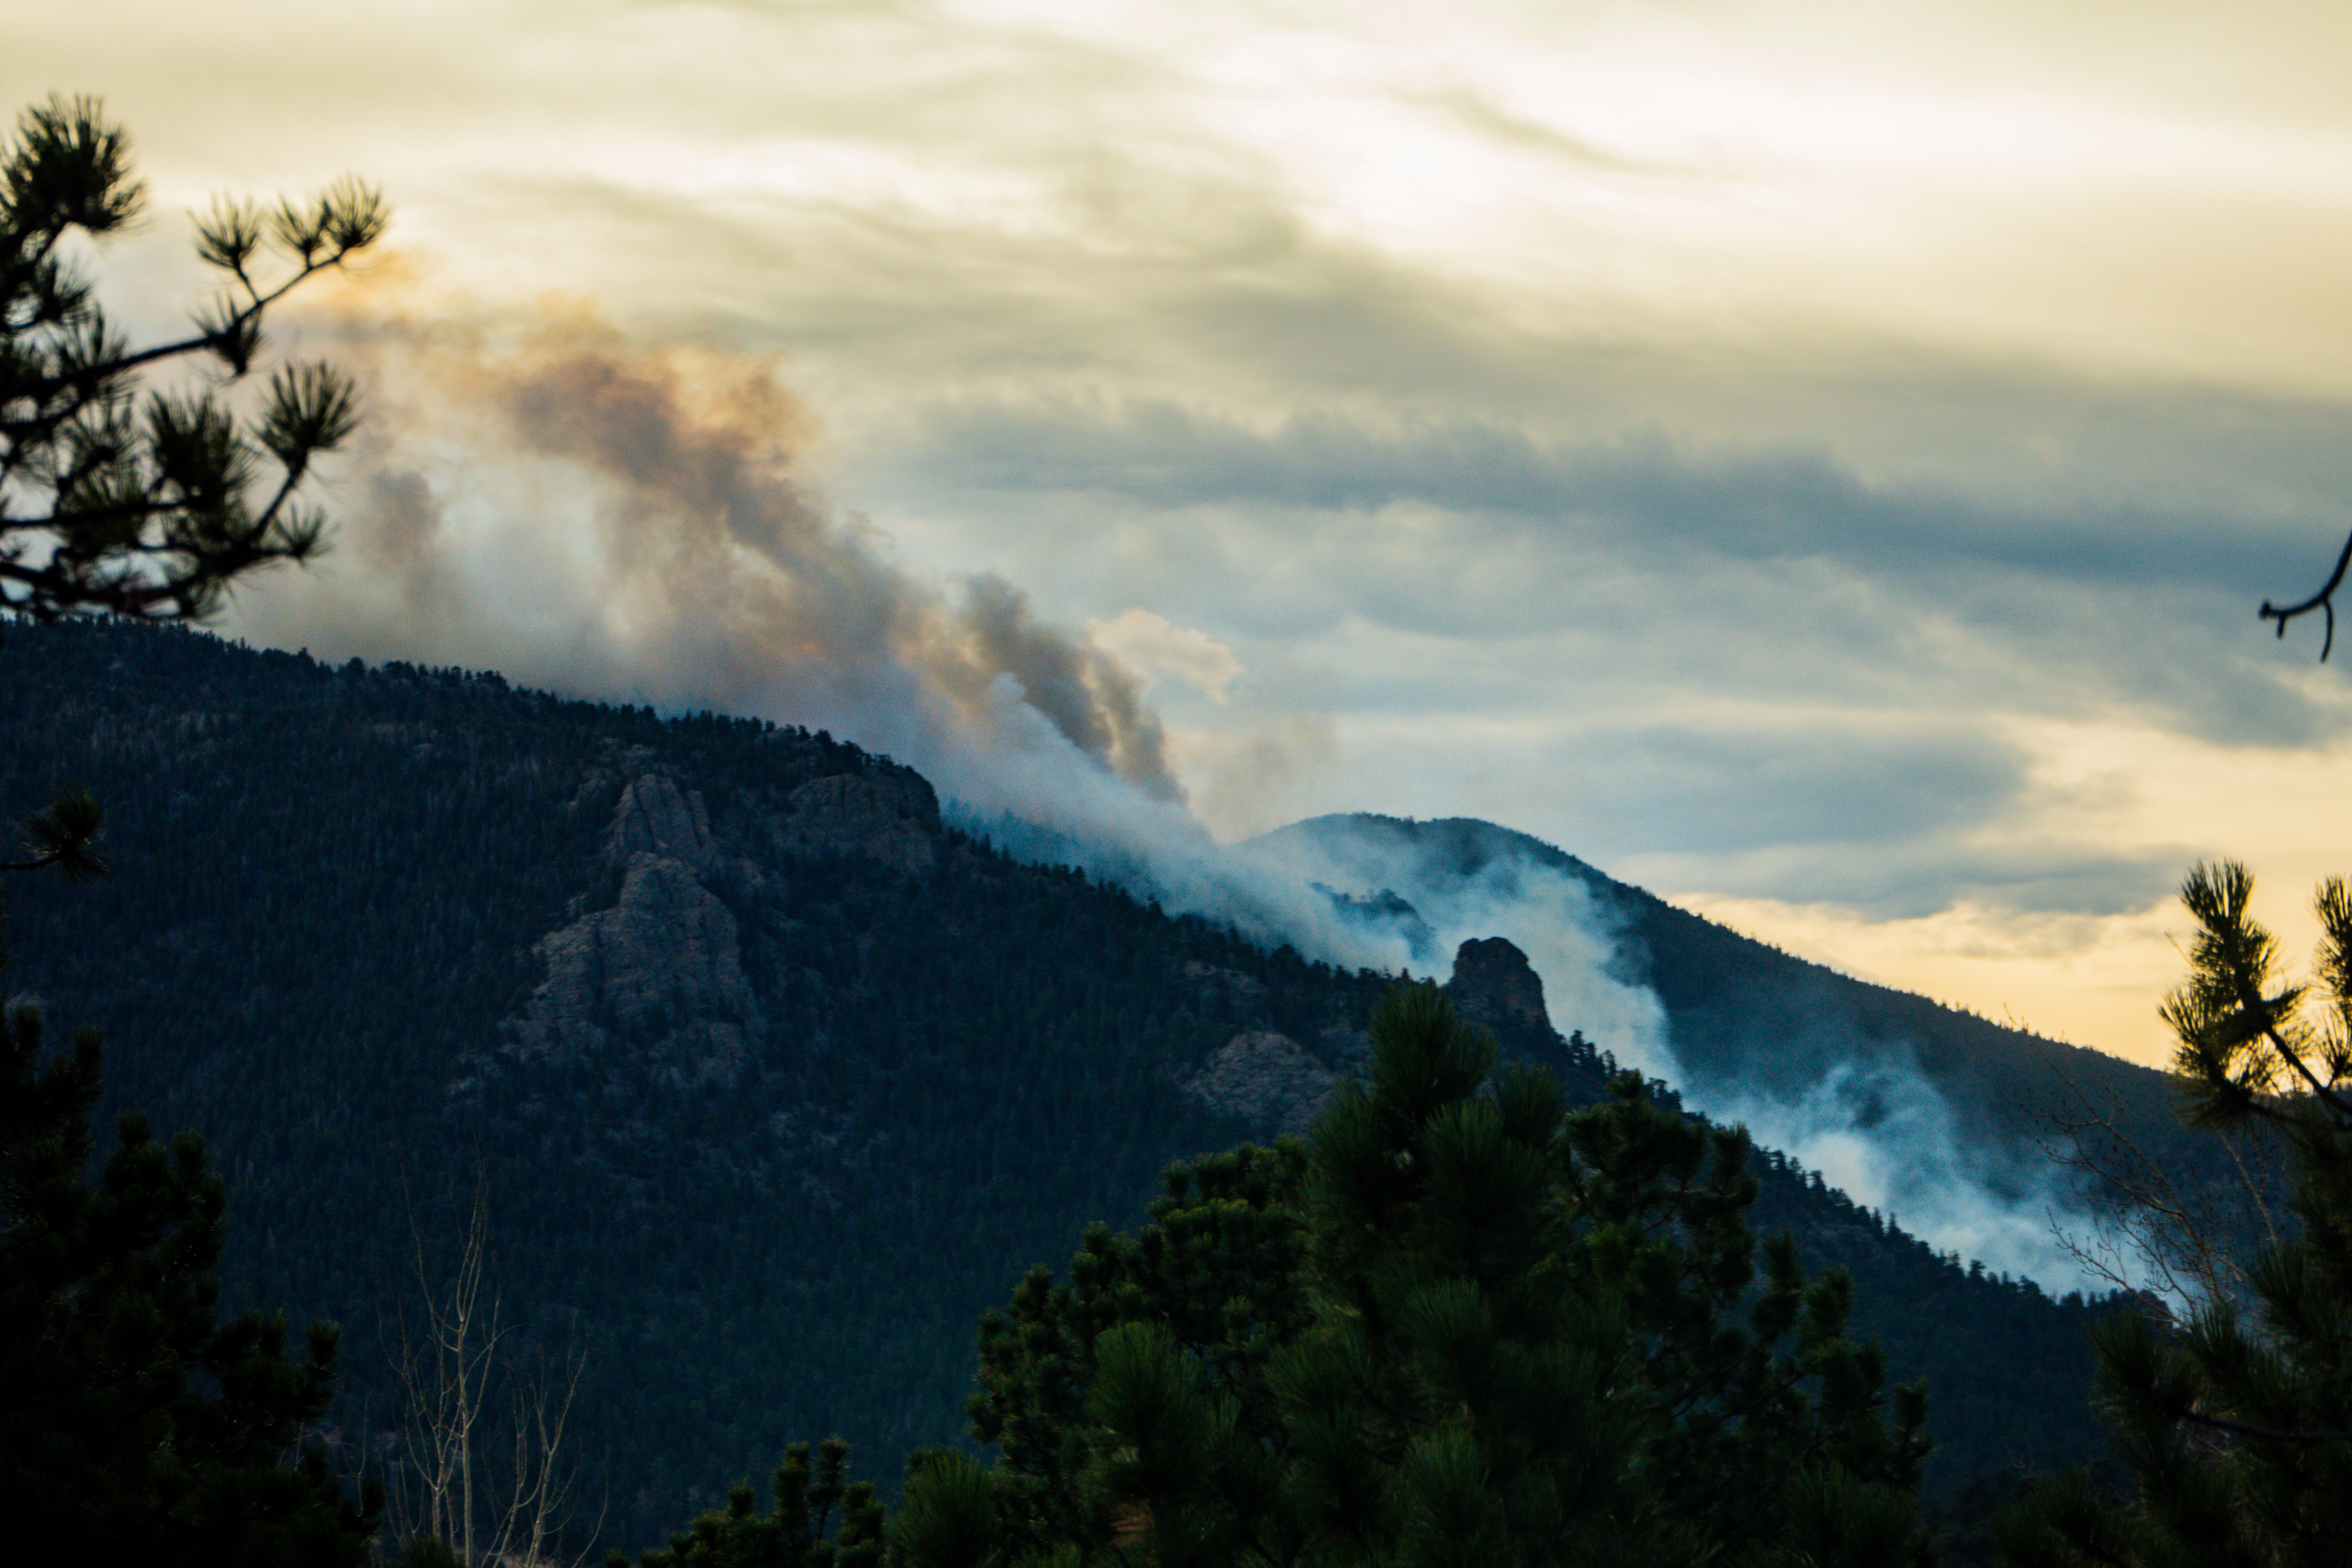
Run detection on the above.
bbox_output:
[2174,1406,2351,1447]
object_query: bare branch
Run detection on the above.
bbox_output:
[386,1182,590,1566]
[2260,527,2352,662]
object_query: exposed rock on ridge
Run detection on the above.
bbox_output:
[608,769,719,873]
[509,773,763,1088]
[505,763,943,1089]
[772,771,937,875]
[1181,1030,1338,1138]
[1447,936,1549,1033]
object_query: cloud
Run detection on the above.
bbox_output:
[1624,842,2186,924]
[864,391,2352,749]
[1532,722,2027,853]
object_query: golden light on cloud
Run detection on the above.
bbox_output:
[32,0,2352,399]
[1669,712,2352,1067]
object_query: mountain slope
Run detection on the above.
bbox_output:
[1254,813,2270,1247]
[2,621,2117,1547]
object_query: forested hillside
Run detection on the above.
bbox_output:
[2,620,2119,1551]
[1260,813,2278,1256]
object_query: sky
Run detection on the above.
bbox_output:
[22,0,2352,1066]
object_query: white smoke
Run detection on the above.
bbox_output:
[229,298,1405,966]
[1708,1058,2104,1294]
[1239,819,1679,1079]
[1240,814,2111,1295]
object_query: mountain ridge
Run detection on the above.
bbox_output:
[1255,811,2230,1220]
[1,620,2132,1547]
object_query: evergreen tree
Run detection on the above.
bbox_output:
[2001,863,2352,1567]
[0,87,389,1558]
[612,1437,886,1568]
[2,92,384,621]
[939,982,1929,1568]
[0,997,382,1560]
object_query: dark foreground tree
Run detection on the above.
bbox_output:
[927,982,1929,1568]
[2001,863,2352,1567]
[2,92,384,621]
[608,1436,886,1568]
[0,998,382,1560]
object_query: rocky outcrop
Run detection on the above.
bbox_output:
[1182,959,1268,1018]
[507,772,762,1088]
[1181,1030,1338,1138]
[1447,936,1549,1033]
[505,762,939,1087]
[772,771,938,875]
[607,770,718,873]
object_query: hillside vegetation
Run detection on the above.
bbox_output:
[3,620,2125,1549]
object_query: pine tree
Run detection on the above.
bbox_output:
[612,1437,886,1568]
[0,92,388,1558]
[2001,862,2352,1567]
[936,981,1930,1568]
[2,93,384,621]
[0,1000,382,1560]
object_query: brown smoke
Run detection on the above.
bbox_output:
[248,290,1181,802]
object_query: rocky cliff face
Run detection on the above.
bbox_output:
[509,772,765,1088]
[1446,936,1549,1033]
[769,772,938,875]
[506,763,942,1088]
[1178,940,1556,1137]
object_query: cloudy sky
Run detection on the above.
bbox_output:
[24,0,2352,1065]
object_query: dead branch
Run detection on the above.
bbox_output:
[2260,527,2352,662]
[2028,1039,2281,1311]
[385,1183,595,1566]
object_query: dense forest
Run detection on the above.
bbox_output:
[3,619,2132,1554]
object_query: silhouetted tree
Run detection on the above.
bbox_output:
[611,1437,885,1568]
[2001,863,2352,1566]
[2,92,384,622]
[935,982,1930,1568]
[0,89,387,1562]
[0,998,382,1560]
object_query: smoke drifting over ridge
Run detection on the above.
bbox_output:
[238,296,1411,959]
[244,301,1181,809]
[239,297,2104,1292]
[1247,815,2111,1295]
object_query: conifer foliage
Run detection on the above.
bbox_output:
[936,982,1931,1568]
[0,1000,381,1560]
[613,1437,887,1568]
[1,93,384,621]
[1,89,388,1556]
[2002,863,2352,1567]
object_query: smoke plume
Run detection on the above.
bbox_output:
[1245,814,2111,1295]
[240,299,1181,810]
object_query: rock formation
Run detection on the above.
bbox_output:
[508,772,762,1088]
[771,771,939,876]
[1180,1030,1339,1138]
[1447,936,1550,1033]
